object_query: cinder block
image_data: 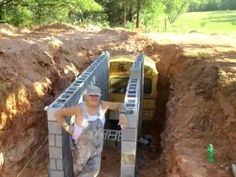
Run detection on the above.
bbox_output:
[68,90,82,103]
[49,147,63,159]
[68,87,76,91]
[75,81,82,85]
[120,164,135,177]
[56,135,62,147]
[65,91,74,94]
[47,108,59,121]
[49,134,56,146]
[49,158,56,170]
[57,99,67,103]
[51,102,63,108]
[61,94,70,99]
[48,121,62,135]
[56,159,63,170]
[128,90,136,94]
[126,115,138,128]
[126,103,135,107]
[121,128,137,141]
[131,71,141,79]
[50,170,64,177]
[121,153,135,166]
[127,99,136,103]
[121,141,136,155]
[130,79,137,83]
[73,83,80,87]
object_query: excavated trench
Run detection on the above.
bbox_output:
[100,44,183,177]
[143,42,236,177]
[136,44,183,177]
[1,25,236,177]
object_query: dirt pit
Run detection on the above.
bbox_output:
[0,24,236,177]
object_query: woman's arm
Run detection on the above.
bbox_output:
[54,105,81,135]
[101,101,128,129]
[101,101,125,111]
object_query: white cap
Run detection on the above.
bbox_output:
[86,86,102,96]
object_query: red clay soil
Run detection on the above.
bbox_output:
[0,23,151,177]
[0,23,236,177]
[144,36,236,177]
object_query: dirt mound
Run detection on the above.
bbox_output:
[33,22,77,33]
[0,23,20,36]
[99,27,136,36]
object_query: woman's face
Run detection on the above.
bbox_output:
[86,94,100,106]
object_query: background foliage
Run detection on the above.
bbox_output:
[0,0,236,31]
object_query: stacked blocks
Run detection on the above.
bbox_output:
[46,52,110,177]
[121,54,144,177]
[46,52,144,177]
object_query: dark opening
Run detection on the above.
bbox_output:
[142,73,170,151]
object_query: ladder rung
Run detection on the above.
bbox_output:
[104,129,121,141]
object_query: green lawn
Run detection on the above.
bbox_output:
[165,10,236,33]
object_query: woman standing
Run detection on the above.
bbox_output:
[54,85,128,177]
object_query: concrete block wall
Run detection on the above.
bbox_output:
[121,54,144,177]
[46,52,109,177]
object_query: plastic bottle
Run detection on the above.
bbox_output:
[207,144,215,163]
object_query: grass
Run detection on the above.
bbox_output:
[160,10,236,33]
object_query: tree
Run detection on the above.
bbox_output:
[163,0,189,24]
[188,0,236,12]
[222,0,236,10]
[0,0,103,26]
[141,0,165,31]
[136,0,141,28]
[0,0,16,21]
[64,0,102,23]
[95,0,136,26]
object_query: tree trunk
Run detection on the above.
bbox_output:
[0,4,3,22]
[164,17,167,32]
[123,1,127,26]
[128,3,133,22]
[136,0,141,28]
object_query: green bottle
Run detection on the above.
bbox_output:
[207,144,215,163]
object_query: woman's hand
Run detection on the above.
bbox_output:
[76,116,83,126]
[53,105,81,135]
[118,113,128,129]
[61,122,73,135]
[67,126,74,135]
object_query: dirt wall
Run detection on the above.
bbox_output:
[145,40,236,177]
